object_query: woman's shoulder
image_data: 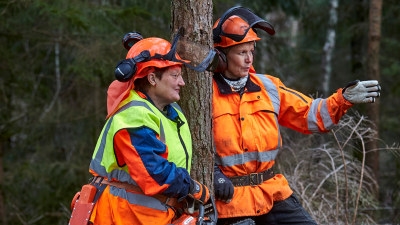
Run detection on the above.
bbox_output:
[250,73,283,88]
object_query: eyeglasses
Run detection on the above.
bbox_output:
[169,73,183,80]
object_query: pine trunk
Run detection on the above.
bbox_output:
[171,0,214,189]
[366,0,382,194]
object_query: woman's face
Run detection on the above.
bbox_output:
[149,65,185,110]
[224,42,255,80]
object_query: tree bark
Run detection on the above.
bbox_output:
[171,0,214,189]
[366,0,382,192]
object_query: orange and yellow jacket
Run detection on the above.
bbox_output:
[88,90,193,225]
[212,72,353,218]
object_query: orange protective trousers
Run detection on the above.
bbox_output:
[89,186,176,225]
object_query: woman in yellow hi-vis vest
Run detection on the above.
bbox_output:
[71,33,209,225]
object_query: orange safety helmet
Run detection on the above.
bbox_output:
[127,37,187,80]
[114,37,189,82]
[213,6,275,48]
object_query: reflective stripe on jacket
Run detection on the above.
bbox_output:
[88,90,192,223]
[212,73,352,218]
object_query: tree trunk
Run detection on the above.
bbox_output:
[171,0,214,189]
[321,0,338,96]
[366,0,382,194]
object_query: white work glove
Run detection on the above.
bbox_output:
[342,80,381,104]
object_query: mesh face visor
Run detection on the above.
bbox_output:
[213,6,275,43]
[156,28,217,72]
[152,29,184,63]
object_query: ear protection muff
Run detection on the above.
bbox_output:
[114,50,152,82]
[215,49,227,73]
[205,48,227,73]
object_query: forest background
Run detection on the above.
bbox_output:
[0,0,399,224]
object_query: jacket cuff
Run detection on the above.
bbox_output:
[336,88,353,109]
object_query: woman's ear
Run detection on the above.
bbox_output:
[147,73,156,86]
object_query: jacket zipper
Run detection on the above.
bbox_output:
[176,117,189,170]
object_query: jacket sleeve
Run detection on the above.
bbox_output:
[113,127,191,199]
[276,78,353,133]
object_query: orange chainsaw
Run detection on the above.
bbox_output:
[171,196,256,225]
[171,197,218,225]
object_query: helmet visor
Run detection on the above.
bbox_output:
[213,6,275,43]
[151,29,189,64]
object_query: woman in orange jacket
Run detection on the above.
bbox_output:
[70,33,210,225]
[210,7,381,225]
